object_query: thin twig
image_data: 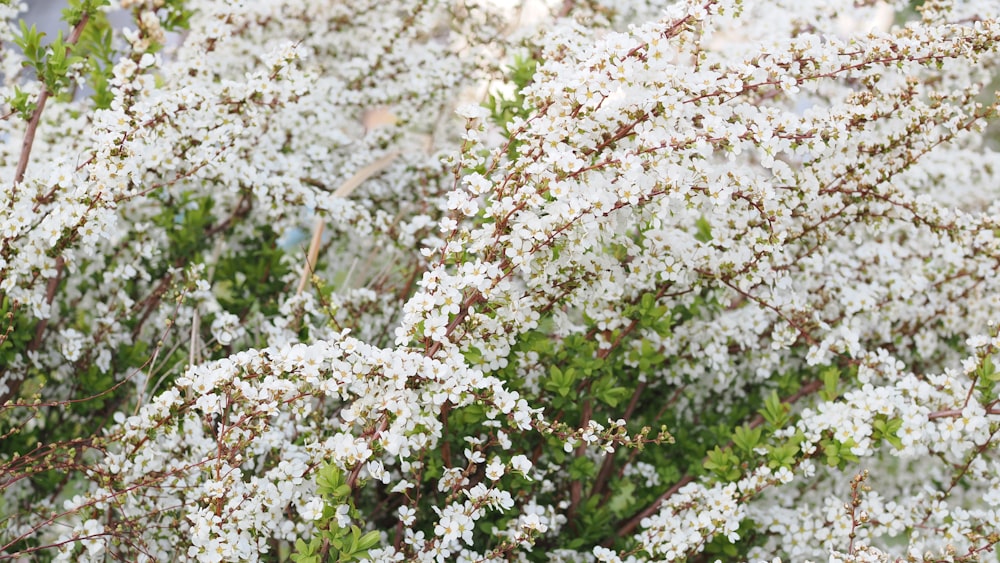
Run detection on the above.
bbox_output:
[295,151,400,295]
[12,13,91,202]
[296,216,327,295]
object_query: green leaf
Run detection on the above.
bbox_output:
[732,424,762,455]
[463,346,482,365]
[596,383,629,408]
[821,437,859,468]
[15,21,45,70]
[348,525,363,552]
[317,463,345,497]
[456,403,486,425]
[819,366,841,401]
[291,538,322,563]
[637,339,667,371]
[509,54,537,90]
[544,365,577,397]
[356,530,380,553]
[640,292,656,312]
[873,415,904,449]
[760,390,789,428]
[978,354,999,382]
[5,85,35,120]
[160,0,193,31]
[62,0,111,25]
[75,9,116,109]
[694,216,713,243]
[607,480,636,517]
[568,456,596,480]
[704,446,741,481]
[766,440,799,470]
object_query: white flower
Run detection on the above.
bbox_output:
[398,505,416,526]
[334,504,351,528]
[456,104,490,120]
[521,513,548,533]
[300,498,324,521]
[510,454,532,476]
[485,458,505,481]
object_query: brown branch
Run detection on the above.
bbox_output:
[26,256,64,354]
[591,381,646,500]
[609,377,825,544]
[11,13,91,204]
[0,256,65,404]
[565,397,592,525]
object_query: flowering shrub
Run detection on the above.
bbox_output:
[3,0,1000,561]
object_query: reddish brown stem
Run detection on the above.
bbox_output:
[565,398,592,524]
[609,377,826,544]
[11,13,90,201]
[591,381,647,499]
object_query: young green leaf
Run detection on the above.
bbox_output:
[819,366,841,401]
[732,424,762,455]
[760,391,789,428]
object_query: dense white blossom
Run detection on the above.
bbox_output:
[4,0,1000,561]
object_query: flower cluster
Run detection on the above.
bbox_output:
[4,0,1000,561]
